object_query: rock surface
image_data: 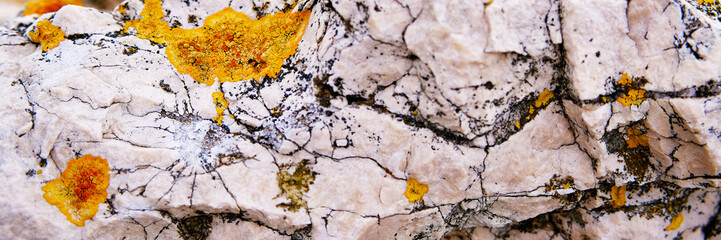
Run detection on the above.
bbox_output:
[1,0,721,239]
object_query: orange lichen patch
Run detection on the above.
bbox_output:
[404,177,429,203]
[625,127,649,148]
[42,155,110,227]
[23,0,83,16]
[125,0,311,85]
[698,0,716,4]
[28,20,65,52]
[665,213,684,231]
[212,92,233,124]
[610,185,626,208]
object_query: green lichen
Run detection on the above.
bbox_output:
[276,160,316,212]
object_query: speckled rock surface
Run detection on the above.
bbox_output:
[1,0,721,239]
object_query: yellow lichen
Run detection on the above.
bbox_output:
[404,177,429,203]
[23,0,83,16]
[544,175,575,192]
[665,213,684,231]
[610,185,626,208]
[212,92,232,124]
[125,0,311,85]
[617,72,633,85]
[625,127,649,149]
[698,0,716,4]
[616,73,647,107]
[534,89,554,108]
[617,89,647,107]
[117,3,127,15]
[123,0,170,44]
[518,89,555,128]
[28,20,65,52]
[42,155,110,227]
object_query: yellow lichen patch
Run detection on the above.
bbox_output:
[28,20,65,52]
[617,89,647,107]
[534,89,554,108]
[23,0,83,16]
[125,0,312,85]
[211,92,232,124]
[544,175,575,192]
[617,72,633,85]
[615,73,648,107]
[626,127,649,149]
[404,177,429,203]
[517,89,555,128]
[42,155,110,226]
[123,0,170,44]
[698,0,716,4]
[665,213,684,231]
[117,3,127,15]
[610,185,626,208]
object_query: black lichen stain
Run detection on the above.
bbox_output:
[291,225,313,240]
[703,201,721,238]
[693,80,720,98]
[615,181,694,221]
[313,75,339,108]
[39,157,47,167]
[158,79,172,93]
[188,15,198,24]
[440,229,471,240]
[123,46,138,56]
[483,81,494,90]
[65,33,91,41]
[177,215,213,240]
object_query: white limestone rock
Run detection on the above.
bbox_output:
[1,0,721,239]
